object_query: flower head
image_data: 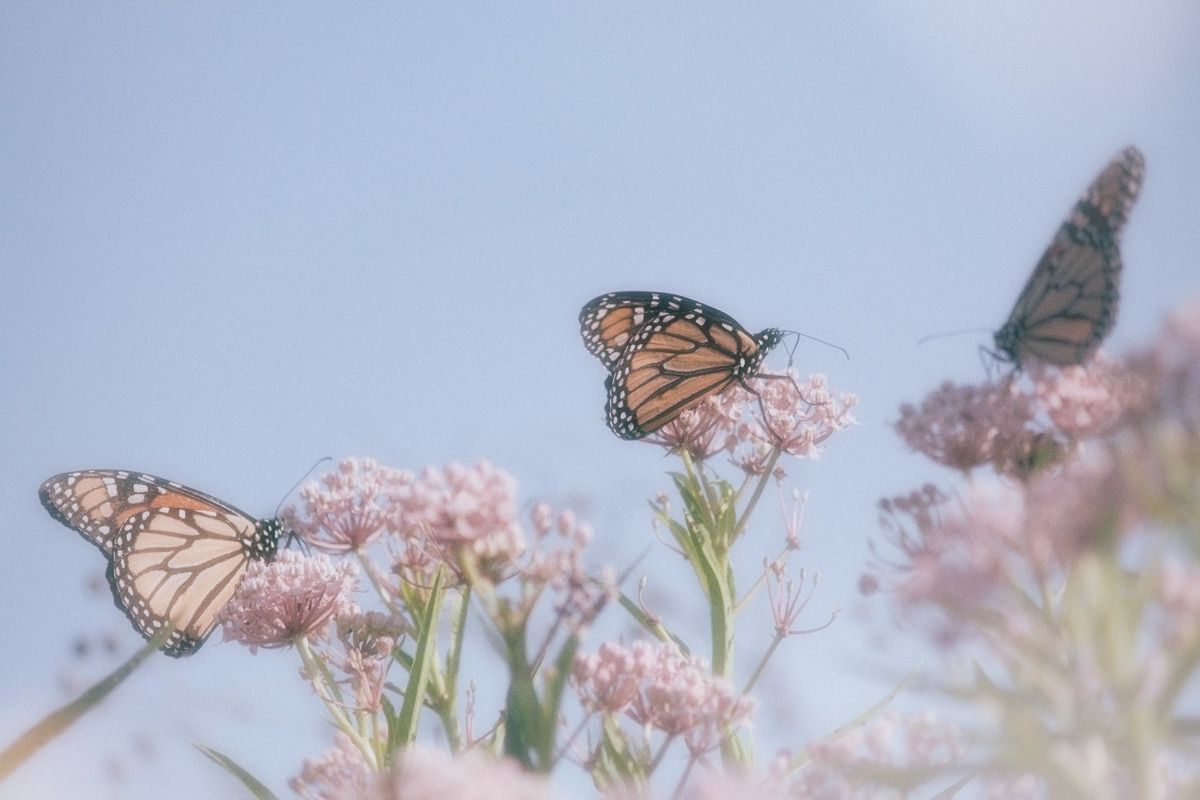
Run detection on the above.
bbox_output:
[290,733,372,800]
[1034,354,1150,439]
[221,551,359,651]
[895,379,1036,472]
[393,461,526,569]
[365,746,551,800]
[573,640,755,754]
[285,458,413,553]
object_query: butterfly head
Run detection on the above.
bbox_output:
[757,328,786,353]
[992,323,1022,369]
[248,517,286,561]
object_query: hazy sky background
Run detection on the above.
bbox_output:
[2,3,1198,797]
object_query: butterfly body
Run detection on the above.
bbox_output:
[580,292,782,439]
[40,470,282,657]
[994,146,1144,369]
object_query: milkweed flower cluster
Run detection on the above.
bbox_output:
[572,641,755,754]
[651,371,856,472]
[1033,354,1150,438]
[392,460,527,576]
[220,550,359,651]
[285,458,414,552]
[365,746,552,800]
[873,298,1200,797]
[291,732,372,800]
[794,712,966,798]
[894,379,1035,472]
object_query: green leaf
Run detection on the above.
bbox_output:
[193,744,280,800]
[0,626,168,781]
[393,567,446,752]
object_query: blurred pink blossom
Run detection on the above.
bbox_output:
[798,711,966,798]
[221,551,359,651]
[1034,354,1150,438]
[290,733,372,800]
[365,746,551,800]
[895,379,1035,472]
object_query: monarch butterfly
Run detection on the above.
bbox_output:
[580,291,784,439]
[40,470,284,657]
[994,146,1145,368]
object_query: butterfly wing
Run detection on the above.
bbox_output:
[580,292,743,370]
[605,308,782,438]
[40,470,281,657]
[995,147,1145,368]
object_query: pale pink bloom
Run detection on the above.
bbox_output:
[522,505,611,632]
[1156,557,1200,647]
[1148,295,1200,427]
[798,712,965,798]
[683,768,790,800]
[221,551,359,651]
[1021,453,1128,577]
[741,372,857,460]
[336,611,405,712]
[895,379,1035,472]
[394,461,527,567]
[1033,354,1149,438]
[365,746,551,800]
[573,641,647,714]
[573,641,755,754]
[879,483,1021,616]
[285,458,414,553]
[290,733,372,800]
[651,390,743,460]
[980,774,1046,800]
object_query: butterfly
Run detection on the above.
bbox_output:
[993,146,1145,369]
[40,470,284,657]
[580,291,784,439]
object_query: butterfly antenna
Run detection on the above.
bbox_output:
[274,456,333,519]
[917,327,992,346]
[781,330,850,366]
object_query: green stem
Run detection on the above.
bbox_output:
[0,628,170,781]
[296,637,378,769]
[731,448,782,542]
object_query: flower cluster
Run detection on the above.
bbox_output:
[221,551,359,651]
[894,379,1036,472]
[795,712,967,798]
[393,460,527,568]
[365,747,551,800]
[650,371,856,471]
[572,641,755,753]
[1033,354,1150,439]
[290,733,372,800]
[285,458,414,553]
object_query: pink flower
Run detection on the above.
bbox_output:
[290,733,372,800]
[895,379,1036,472]
[221,551,359,651]
[365,746,551,800]
[522,504,611,633]
[1034,355,1149,438]
[878,483,1021,622]
[651,391,743,461]
[393,461,526,567]
[798,712,965,797]
[741,372,857,460]
[285,458,413,553]
[573,641,755,754]
[646,372,855,469]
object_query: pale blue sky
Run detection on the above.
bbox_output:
[2,3,1198,797]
